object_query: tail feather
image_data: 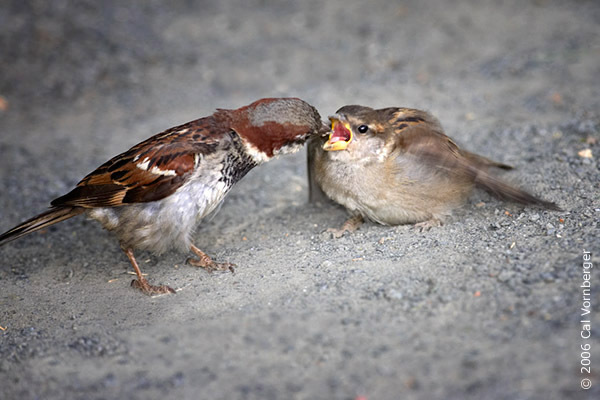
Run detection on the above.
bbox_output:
[473,171,561,211]
[0,207,84,246]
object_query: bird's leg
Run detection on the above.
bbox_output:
[327,215,364,238]
[124,248,176,295]
[414,218,443,232]
[187,244,235,273]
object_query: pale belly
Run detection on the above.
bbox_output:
[88,179,230,254]
[316,159,471,225]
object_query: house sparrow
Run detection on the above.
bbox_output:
[1,97,326,295]
[309,105,560,236]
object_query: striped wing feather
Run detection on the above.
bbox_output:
[52,120,224,208]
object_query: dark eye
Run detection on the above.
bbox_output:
[357,125,369,133]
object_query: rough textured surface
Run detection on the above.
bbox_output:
[0,1,598,399]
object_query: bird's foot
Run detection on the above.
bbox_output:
[188,244,235,273]
[414,218,443,232]
[187,257,235,273]
[326,215,364,238]
[123,248,176,295]
[131,277,176,295]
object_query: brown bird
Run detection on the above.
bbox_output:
[308,105,560,236]
[1,97,325,295]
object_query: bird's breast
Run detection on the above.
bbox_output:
[181,168,231,221]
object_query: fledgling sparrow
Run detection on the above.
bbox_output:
[308,105,560,236]
[1,97,326,295]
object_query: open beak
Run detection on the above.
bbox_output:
[323,117,353,151]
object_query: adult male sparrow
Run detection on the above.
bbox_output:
[308,105,560,236]
[1,97,325,294]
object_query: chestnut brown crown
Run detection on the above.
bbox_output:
[224,97,326,157]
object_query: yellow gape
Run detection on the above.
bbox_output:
[323,119,353,151]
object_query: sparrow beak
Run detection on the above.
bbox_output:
[317,122,330,137]
[323,117,353,151]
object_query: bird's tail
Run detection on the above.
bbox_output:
[473,170,561,211]
[0,207,84,246]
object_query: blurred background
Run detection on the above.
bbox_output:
[2,0,597,150]
[1,1,598,399]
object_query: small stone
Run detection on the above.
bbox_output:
[386,288,403,300]
[529,213,540,222]
[578,148,592,158]
[541,272,556,283]
[497,270,513,282]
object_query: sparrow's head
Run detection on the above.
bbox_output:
[322,105,391,162]
[323,105,441,160]
[225,97,327,162]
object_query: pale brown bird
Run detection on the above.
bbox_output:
[308,105,560,236]
[1,97,325,295]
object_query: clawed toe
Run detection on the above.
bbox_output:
[187,257,235,273]
[188,244,235,273]
[414,219,443,232]
[326,215,364,239]
[124,248,176,295]
[131,277,176,295]
[326,227,347,238]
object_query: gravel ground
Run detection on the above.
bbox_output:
[0,1,599,399]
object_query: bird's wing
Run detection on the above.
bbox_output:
[392,122,559,209]
[390,121,471,181]
[51,119,228,208]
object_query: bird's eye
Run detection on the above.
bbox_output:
[357,125,369,133]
